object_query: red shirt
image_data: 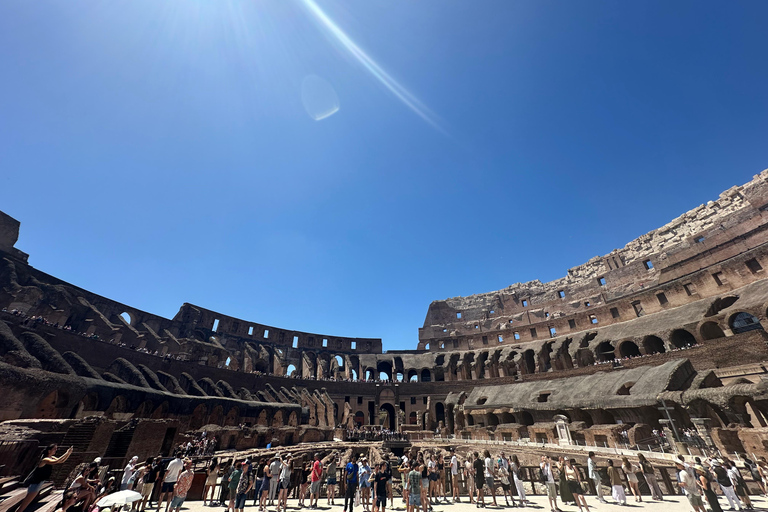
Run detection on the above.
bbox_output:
[311,460,322,482]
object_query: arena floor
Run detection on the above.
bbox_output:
[178,494,768,512]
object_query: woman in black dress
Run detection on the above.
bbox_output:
[557,456,574,505]
[18,444,73,512]
[696,465,723,512]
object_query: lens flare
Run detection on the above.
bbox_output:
[299,0,443,132]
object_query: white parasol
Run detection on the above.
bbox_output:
[96,490,143,507]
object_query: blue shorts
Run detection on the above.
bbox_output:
[409,493,421,506]
[170,496,186,509]
[327,478,337,486]
[27,482,45,493]
[235,493,247,509]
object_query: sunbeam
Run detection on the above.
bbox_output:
[299,0,444,133]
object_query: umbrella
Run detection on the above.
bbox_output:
[96,490,142,507]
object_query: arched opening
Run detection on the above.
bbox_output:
[288,411,298,427]
[705,296,740,317]
[379,403,396,430]
[421,368,432,382]
[554,338,574,370]
[377,361,393,381]
[225,407,240,426]
[730,312,764,334]
[256,409,269,426]
[350,368,358,380]
[72,392,99,419]
[500,412,515,424]
[409,411,418,425]
[619,340,641,358]
[286,364,297,377]
[120,312,132,325]
[538,343,553,372]
[700,321,726,340]
[408,370,418,382]
[395,372,404,382]
[151,402,169,419]
[354,411,364,427]
[522,350,535,374]
[670,329,697,349]
[365,368,375,381]
[575,348,595,367]
[435,402,445,427]
[595,341,616,362]
[190,404,207,429]
[642,335,665,354]
[134,400,154,418]
[209,405,224,426]
[105,395,127,418]
[518,411,534,426]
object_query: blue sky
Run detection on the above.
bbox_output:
[1,0,767,351]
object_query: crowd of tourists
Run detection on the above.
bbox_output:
[16,440,768,512]
[344,428,407,442]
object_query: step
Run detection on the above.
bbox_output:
[0,479,20,494]
[0,489,27,512]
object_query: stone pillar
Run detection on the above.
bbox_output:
[554,414,572,445]
[659,419,686,454]
[691,417,715,449]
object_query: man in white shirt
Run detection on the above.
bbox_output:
[539,456,561,512]
[269,456,283,506]
[159,453,184,512]
[676,461,705,512]
[588,452,606,503]
[450,451,459,503]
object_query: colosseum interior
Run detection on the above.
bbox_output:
[4,170,768,500]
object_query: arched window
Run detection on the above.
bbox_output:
[420,369,432,382]
[669,329,697,349]
[286,364,297,377]
[700,321,726,340]
[642,335,665,354]
[730,312,764,334]
[595,341,615,362]
[619,341,641,358]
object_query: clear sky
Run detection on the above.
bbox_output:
[1,0,767,351]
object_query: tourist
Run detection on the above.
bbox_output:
[54,491,78,512]
[269,456,282,506]
[539,455,561,512]
[427,454,438,505]
[158,452,184,512]
[695,464,723,512]
[605,459,626,506]
[637,454,663,500]
[399,456,411,507]
[359,456,372,512]
[18,444,73,512]
[742,454,765,496]
[69,466,97,512]
[203,457,220,506]
[343,453,359,512]
[253,459,265,507]
[482,450,497,507]
[450,450,460,503]
[437,454,447,503]
[278,456,292,512]
[587,452,605,504]
[236,461,254,512]
[139,457,161,512]
[711,460,741,510]
[676,461,705,512]
[556,456,574,506]
[373,462,390,512]
[227,461,242,512]
[258,458,271,512]
[170,459,194,512]
[564,458,589,512]
[472,452,485,508]
[496,459,515,507]
[326,456,338,506]
[464,457,475,504]
[121,456,139,491]
[407,461,421,512]
[620,457,641,502]
[510,455,526,506]
[726,460,753,510]
[220,460,233,510]
[310,453,323,509]
[384,460,394,509]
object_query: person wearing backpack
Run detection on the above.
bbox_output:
[228,461,242,512]
[711,461,741,510]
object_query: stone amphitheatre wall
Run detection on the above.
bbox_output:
[3,170,768,462]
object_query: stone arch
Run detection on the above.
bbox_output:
[224,407,240,426]
[642,335,665,354]
[618,340,641,358]
[670,329,697,349]
[209,405,224,425]
[409,411,417,425]
[553,338,574,370]
[257,409,269,426]
[72,392,99,419]
[538,342,553,372]
[730,312,764,334]
[151,401,169,419]
[435,402,445,427]
[420,368,432,382]
[36,390,63,419]
[272,410,284,427]
[700,321,726,340]
[286,364,297,377]
[354,411,365,427]
[521,349,535,374]
[377,361,393,381]
[105,395,128,418]
[500,412,515,424]
[575,348,595,367]
[134,400,154,418]
[288,411,298,427]
[190,404,207,429]
[407,369,418,382]
[595,341,615,362]
[518,411,534,426]
[379,403,396,430]
[487,413,500,428]
[688,399,729,428]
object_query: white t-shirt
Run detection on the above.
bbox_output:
[165,458,184,483]
[451,456,458,475]
[484,457,493,478]
[540,462,555,484]
[679,469,700,496]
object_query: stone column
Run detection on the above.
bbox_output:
[691,417,715,449]
[659,419,686,454]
